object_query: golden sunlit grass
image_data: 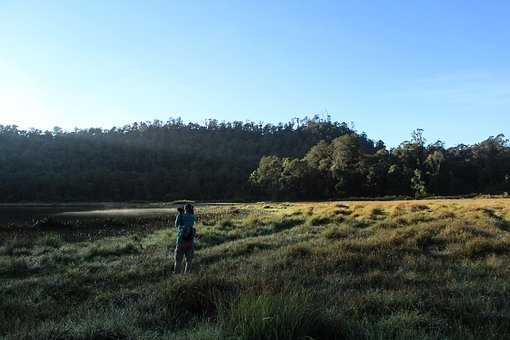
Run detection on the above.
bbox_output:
[1,198,510,339]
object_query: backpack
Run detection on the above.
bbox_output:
[178,214,195,242]
[181,224,195,241]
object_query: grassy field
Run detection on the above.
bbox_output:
[1,199,510,339]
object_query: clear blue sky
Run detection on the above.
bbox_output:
[1,0,509,146]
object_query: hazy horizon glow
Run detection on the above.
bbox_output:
[1,0,510,147]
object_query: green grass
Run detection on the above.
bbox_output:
[1,199,510,339]
[218,290,339,340]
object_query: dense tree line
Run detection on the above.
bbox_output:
[250,129,510,200]
[1,117,509,202]
[0,116,352,202]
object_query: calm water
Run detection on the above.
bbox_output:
[0,206,93,225]
[0,205,176,226]
[0,203,235,228]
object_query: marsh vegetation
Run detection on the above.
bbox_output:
[1,199,510,339]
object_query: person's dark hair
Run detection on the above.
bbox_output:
[177,207,184,214]
[184,204,194,214]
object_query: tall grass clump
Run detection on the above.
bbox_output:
[0,237,33,256]
[270,217,304,232]
[217,219,235,230]
[369,208,386,220]
[36,234,63,248]
[23,305,139,340]
[309,215,332,226]
[139,275,240,329]
[323,225,351,240]
[0,257,30,276]
[219,291,338,340]
[84,241,140,260]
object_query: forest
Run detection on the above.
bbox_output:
[1,116,509,202]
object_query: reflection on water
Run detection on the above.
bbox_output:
[0,203,236,243]
[0,207,75,225]
[0,206,181,243]
[0,206,177,226]
[0,203,232,228]
[61,208,176,217]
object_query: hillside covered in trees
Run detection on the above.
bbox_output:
[251,129,510,199]
[1,117,509,202]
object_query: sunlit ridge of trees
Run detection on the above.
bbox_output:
[250,129,510,199]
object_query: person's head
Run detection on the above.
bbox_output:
[184,204,194,214]
[177,207,184,214]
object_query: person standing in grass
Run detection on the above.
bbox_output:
[174,204,197,273]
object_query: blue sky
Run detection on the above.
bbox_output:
[1,0,509,146]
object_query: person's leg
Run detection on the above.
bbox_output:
[174,245,184,273]
[184,245,194,273]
